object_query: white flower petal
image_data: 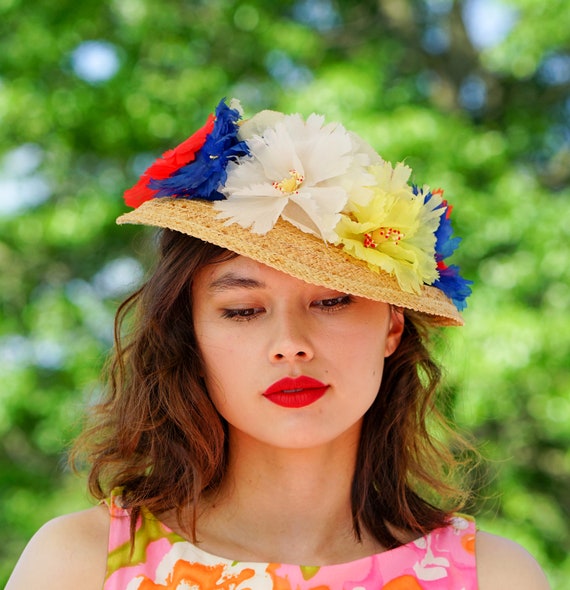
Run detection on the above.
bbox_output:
[214,193,287,234]
[252,128,305,180]
[281,200,330,238]
[302,137,352,185]
[224,181,280,198]
[283,186,347,240]
[348,131,383,166]
[238,109,285,139]
[228,97,244,116]
[223,157,267,188]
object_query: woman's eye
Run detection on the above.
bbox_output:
[222,307,264,321]
[314,295,354,310]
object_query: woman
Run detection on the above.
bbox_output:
[7,99,550,589]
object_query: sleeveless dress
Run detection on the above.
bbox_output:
[104,495,478,590]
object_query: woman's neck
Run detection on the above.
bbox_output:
[193,429,385,565]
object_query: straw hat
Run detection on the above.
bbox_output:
[117,99,471,326]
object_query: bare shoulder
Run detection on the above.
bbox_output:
[5,504,110,590]
[477,531,551,590]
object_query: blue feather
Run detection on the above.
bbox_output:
[150,99,250,200]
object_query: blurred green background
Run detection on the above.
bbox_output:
[1,0,569,587]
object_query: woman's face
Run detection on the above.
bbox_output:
[192,255,404,451]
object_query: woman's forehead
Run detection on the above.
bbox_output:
[196,254,334,293]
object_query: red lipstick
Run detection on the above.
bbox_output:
[263,376,328,408]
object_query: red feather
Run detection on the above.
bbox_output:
[124,113,216,208]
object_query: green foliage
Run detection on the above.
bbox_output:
[1,0,569,587]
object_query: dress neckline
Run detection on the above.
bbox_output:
[139,505,466,569]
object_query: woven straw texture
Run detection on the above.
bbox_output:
[117,198,463,326]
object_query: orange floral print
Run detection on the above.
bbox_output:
[136,559,255,589]
[383,574,424,590]
[461,533,476,554]
[266,563,293,590]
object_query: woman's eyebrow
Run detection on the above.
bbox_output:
[208,273,266,292]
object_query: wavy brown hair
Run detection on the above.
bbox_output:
[72,229,473,548]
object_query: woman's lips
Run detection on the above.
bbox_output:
[263,376,328,408]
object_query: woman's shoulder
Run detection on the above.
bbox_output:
[6,504,110,590]
[476,531,550,590]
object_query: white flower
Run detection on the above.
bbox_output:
[215,112,375,241]
[237,109,284,139]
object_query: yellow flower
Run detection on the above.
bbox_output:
[335,162,444,294]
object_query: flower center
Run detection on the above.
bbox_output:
[272,169,305,194]
[364,228,405,248]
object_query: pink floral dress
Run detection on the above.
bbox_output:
[104,495,478,590]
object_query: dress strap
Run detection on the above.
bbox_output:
[104,491,133,556]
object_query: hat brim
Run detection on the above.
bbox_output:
[117,198,463,326]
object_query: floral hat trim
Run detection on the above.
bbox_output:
[123,98,472,311]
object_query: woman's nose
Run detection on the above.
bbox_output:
[268,312,314,363]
